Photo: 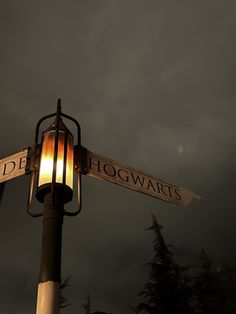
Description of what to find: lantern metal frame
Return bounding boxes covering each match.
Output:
[27,99,82,217]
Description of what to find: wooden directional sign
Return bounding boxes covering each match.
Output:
[0,147,199,207]
[0,149,28,183]
[84,150,200,207]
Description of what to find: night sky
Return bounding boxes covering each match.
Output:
[1,1,236,313]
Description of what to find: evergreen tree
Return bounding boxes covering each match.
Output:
[137,214,193,314]
[193,250,236,314]
[60,276,71,311]
[82,293,92,314]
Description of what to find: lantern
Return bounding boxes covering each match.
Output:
[27,100,82,216]
[36,117,74,203]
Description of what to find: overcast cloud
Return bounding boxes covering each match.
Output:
[0,1,236,313]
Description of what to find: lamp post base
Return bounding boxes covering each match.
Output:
[36,281,60,314]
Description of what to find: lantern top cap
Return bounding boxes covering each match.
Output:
[44,117,72,135]
[43,99,73,136]
[34,98,80,145]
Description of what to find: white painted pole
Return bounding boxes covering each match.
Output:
[36,281,60,314]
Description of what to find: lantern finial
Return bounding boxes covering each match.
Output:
[57,98,62,113]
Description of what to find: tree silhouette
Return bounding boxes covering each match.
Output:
[136,214,193,314]
[82,293,91,314]
[60,276,71,311]
[193,250,236,314]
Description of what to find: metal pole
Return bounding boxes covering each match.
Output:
[36,191,63,314]
[0,182,6,206]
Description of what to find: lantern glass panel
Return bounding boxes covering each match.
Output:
[56,132,65,184]
[38,131,74,190]
[66,135,74,188]
[38,131,55,186]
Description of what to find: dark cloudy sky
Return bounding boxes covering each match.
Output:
[1,1,236,313]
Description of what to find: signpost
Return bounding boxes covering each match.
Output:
[0,149,28,183]
[85,150,199,207]
[0,101,200,314]
[0,148,199,207]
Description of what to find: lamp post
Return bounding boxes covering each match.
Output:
[27,100,83,314]
[0,98,199,314]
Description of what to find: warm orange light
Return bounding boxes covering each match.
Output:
[38,131,55,186]
[38,130,74,190]
[66,135,74,188]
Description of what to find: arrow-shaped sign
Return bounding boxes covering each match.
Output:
[84,150,199,207]
[0,148,199,207]
[0,149,28,183]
